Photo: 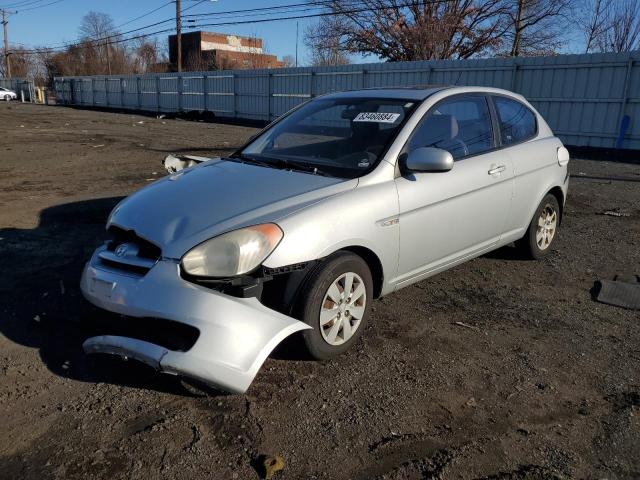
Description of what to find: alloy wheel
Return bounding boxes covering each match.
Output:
[536,204,557,250]
[319,272,366,346]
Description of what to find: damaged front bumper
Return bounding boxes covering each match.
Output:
[80,247,310,393]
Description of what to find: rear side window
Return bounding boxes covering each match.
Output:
[407,95,494,160]
[493,97,537,145]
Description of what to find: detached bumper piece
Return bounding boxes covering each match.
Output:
[81,247,311,393]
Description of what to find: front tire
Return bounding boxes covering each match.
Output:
[296,252,373,360]
[517,193,560,259]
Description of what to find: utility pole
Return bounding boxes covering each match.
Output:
[104,35,112,75]
[175,0,182,72]
[295,21,298,67]
[1,9,16,79]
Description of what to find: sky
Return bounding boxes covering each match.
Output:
[2,0,324,64]
[1,0,589,65]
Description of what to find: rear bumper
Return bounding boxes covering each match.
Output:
[80,247,310,393]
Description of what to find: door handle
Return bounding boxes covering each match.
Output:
[488,165,506,175]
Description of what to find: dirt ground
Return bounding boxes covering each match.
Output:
[1,102,639,480]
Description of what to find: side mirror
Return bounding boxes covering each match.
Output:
[403,147,454,173]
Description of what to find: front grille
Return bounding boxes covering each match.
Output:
[97,226,162,275]
[107,226,161,260]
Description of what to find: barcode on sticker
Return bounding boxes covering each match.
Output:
[353,112,401,123]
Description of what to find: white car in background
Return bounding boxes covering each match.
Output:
[0,87,17,101]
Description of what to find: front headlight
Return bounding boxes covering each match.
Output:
[181,223,283,277]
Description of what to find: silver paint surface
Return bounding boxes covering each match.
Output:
[81,86,569,393]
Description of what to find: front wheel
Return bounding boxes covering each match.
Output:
[3,95,9,102]
[517,193,560,259]
[296,252,373,360]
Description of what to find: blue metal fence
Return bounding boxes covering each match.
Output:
[50,51,640,149]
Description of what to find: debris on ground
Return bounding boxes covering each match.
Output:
[602,210,631,217]
[2,104,639,480]
[454,321,480,331]
[263,455,285,479]
[163,153,212,173]
[596,275,640,310]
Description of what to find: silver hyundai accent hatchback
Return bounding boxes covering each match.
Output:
[81,86,569,393]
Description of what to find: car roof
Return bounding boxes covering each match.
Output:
[320,86,450,101]
[318,85,526,102]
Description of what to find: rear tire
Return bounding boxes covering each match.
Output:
[295,251,373,360]
[516,193,560,259]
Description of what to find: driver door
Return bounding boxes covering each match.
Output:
[394,94,514,287]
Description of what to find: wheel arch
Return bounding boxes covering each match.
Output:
[547,186,565,224]
[338,245,385,299]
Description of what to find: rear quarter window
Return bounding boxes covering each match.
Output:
[493,96,537,145]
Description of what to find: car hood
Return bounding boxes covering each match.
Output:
[108,159,356,258]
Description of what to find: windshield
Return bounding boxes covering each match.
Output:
[240,97,417,178]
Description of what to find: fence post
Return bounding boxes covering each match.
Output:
[137,77,142,110]
[177,74,182,113]
[267,72,271,121]
[202,73,209,112]
[309,71,315,99]
[156,76,161,112]
[511,60,519,92]
[120,77,125,107]
[232,73,237,117]
[616,58,634,147]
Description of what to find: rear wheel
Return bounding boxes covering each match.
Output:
[296,252,372,360]
[517,193,560,259]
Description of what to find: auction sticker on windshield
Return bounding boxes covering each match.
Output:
[353,112,401,123]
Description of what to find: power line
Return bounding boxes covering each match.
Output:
[115,1,173,30]
[11,0,352,52]
[9,1,322,52]
[15,0,443,55]
[17,0,65,12]
[0,0,49,8]
[0,0,63,11]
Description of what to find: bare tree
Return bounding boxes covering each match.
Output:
[305,15,352,65]
[504,0,574,57]
[308,0,513,61]
[577,0,640,53]
[597,0,640,52]
[133,37,165,73]
[78,11,120,74]
[578,0,612,53]
[0,46,38,78]
[282,54,296,67]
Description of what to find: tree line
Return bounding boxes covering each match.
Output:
[0,12,169,84]
[305,0,640,65]
[1,0,639,83]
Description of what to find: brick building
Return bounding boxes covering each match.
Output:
[168,31,284,70]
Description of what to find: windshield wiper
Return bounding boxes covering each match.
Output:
[263,157,332,177]
[228,152,279,168]
[230,153,332,177]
